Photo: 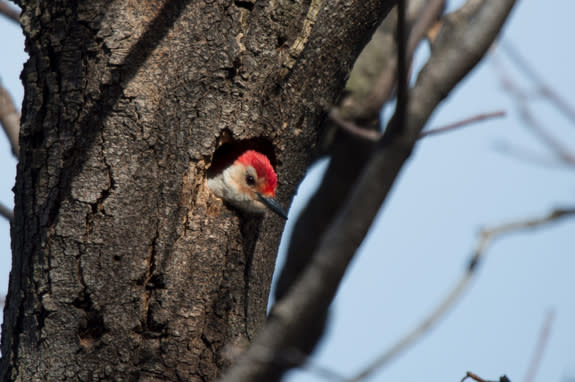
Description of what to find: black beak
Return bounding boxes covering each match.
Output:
[257,193,288,220]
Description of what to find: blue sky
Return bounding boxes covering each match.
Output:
[1,1,574,382]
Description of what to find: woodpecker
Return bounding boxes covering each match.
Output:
[207,150,288,219]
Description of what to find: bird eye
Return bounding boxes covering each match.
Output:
[245,174,256,186]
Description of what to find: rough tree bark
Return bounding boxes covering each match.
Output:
[0,0,394,380]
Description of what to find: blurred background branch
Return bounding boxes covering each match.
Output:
[348,208,572,382]
[0,0,19,24]
[492,41,575,167]
[0,202,12,222]
[0,79,19,158]
[524,309,555,382]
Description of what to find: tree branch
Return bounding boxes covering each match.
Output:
[221,0,517,381]
[501,41,575,126]
[0,80,20,158]
[347,208,572,381]
[392,0,408,138]
[523,310,554,382]
[494,141,573,168]
[0,202,13,222]
[0,0,19,24]
[332,108,505,142]
[419,110,505,138]
[348,0,445,124]
[276,1,439,335]
[461,371,511,382]
[347,266,475,382]
[492,54,575,165]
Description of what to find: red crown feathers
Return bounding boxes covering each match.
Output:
[235,150,278,196]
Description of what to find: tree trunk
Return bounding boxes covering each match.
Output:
[1,0,393,380]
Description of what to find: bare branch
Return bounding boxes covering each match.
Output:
[501,41,575,125]
[517,100,575,164]
[419,110,506,138]
[0,80,20,158]
[221,1,517,381]
[407,0,446,55]
[393,0,408,138]
[523,310,554,382]
[350,0,445,123]
[329,109,380,142]
[478,208,575,248]
[347,268,475,382]
[461,371,511,382]
[494,141,572,168]
[332,109,505,143]
[347,209,572,381]
[0,202,13,222]
[492,55,575,165]
[0,0,19,24]
[401,0,516,143]
[461,371,491,382]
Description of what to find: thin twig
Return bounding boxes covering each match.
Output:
[501,41,575,125]
[494,141,571,168]
[492,54,575,165]
[462,371,491,382]
[0,0,19,23]
[419,110,506,138]
[517,101,575,164]
[347,208,574,382]
[478,208,575,247]
[523,309,555,382]
[347,271,474,382]
[332,109,505,142]
[461,371,511,382]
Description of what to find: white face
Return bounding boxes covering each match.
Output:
[207,164,267,213]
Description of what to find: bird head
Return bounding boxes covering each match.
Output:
[207,150,288,219]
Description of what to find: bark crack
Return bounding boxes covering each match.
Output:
[74,251,108,346]
[141,223,164,336]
